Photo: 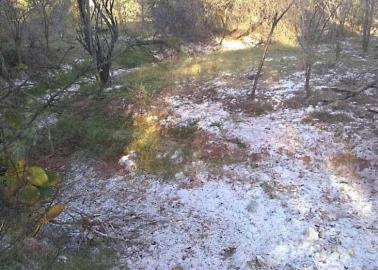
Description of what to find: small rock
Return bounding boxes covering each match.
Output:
[304,227,319,242]
[57,255,68,263]
[175,172,186,181]
[247,256,268,269]
[119,152,138,172]
[306,105,315,114]
[171,149,184,164]
[221,247,237,258]
[247,70,263,81]
[246,200,259,213]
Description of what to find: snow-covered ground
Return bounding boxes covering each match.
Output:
[54,40,377,269]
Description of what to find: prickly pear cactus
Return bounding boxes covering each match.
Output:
[1,161,61,206]
[27,167,49,187]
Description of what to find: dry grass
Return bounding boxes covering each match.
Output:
[226,99,275,116]
[327,152,370,179]
[302,111,353,124]
[124,112,195,177]
[191,131,245,162]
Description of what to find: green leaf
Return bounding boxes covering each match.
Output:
[9,143,26,163]
[21,126,37,146]
[45,204,65,221]
[38,186,53,199]
[19,185,40,205]
[44,170,60,187]
[5,167,21,193]
[4,110,23,129]
[27,167,48,187]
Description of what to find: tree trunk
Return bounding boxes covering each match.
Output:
[0,51,8,78]
[218,4,231,46]
[250,27,274,100]
[141,0,145,27]
[335,41,341,61]
[305,63,312,98]
[362,0,376,52]
[0,50,14,92]
[43,7,49,51]
[335,23,343,62]
[362,0,369,52]
[14,36,22,65]
[219,16,227,45]
[97,62,112,94]
[77,0,118,96]
[249,1,294,100]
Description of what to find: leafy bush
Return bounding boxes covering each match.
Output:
[0,160,60,205]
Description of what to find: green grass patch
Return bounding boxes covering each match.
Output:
[116,42,301,98]
[124,116,195,178]
[114,47,155,69]
[33,95,134,160]
[52,112,132,159]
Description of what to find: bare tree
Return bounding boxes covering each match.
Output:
[29,0,59,51]
[149,0,210,41]
[327,0,352,61]
[140,0,146,27]
[362,0,376,52]
[0,0,29,65]
[249,0,294,100]
[76,0,119,92]
[208,0,235,45]
[296,0,336,97]
[202,0,263,42]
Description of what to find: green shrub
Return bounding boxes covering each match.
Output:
[116,47,155,68]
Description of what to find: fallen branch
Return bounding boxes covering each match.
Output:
[367,108,378,114]
[323,87,354,94]
[343,79,377,100]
